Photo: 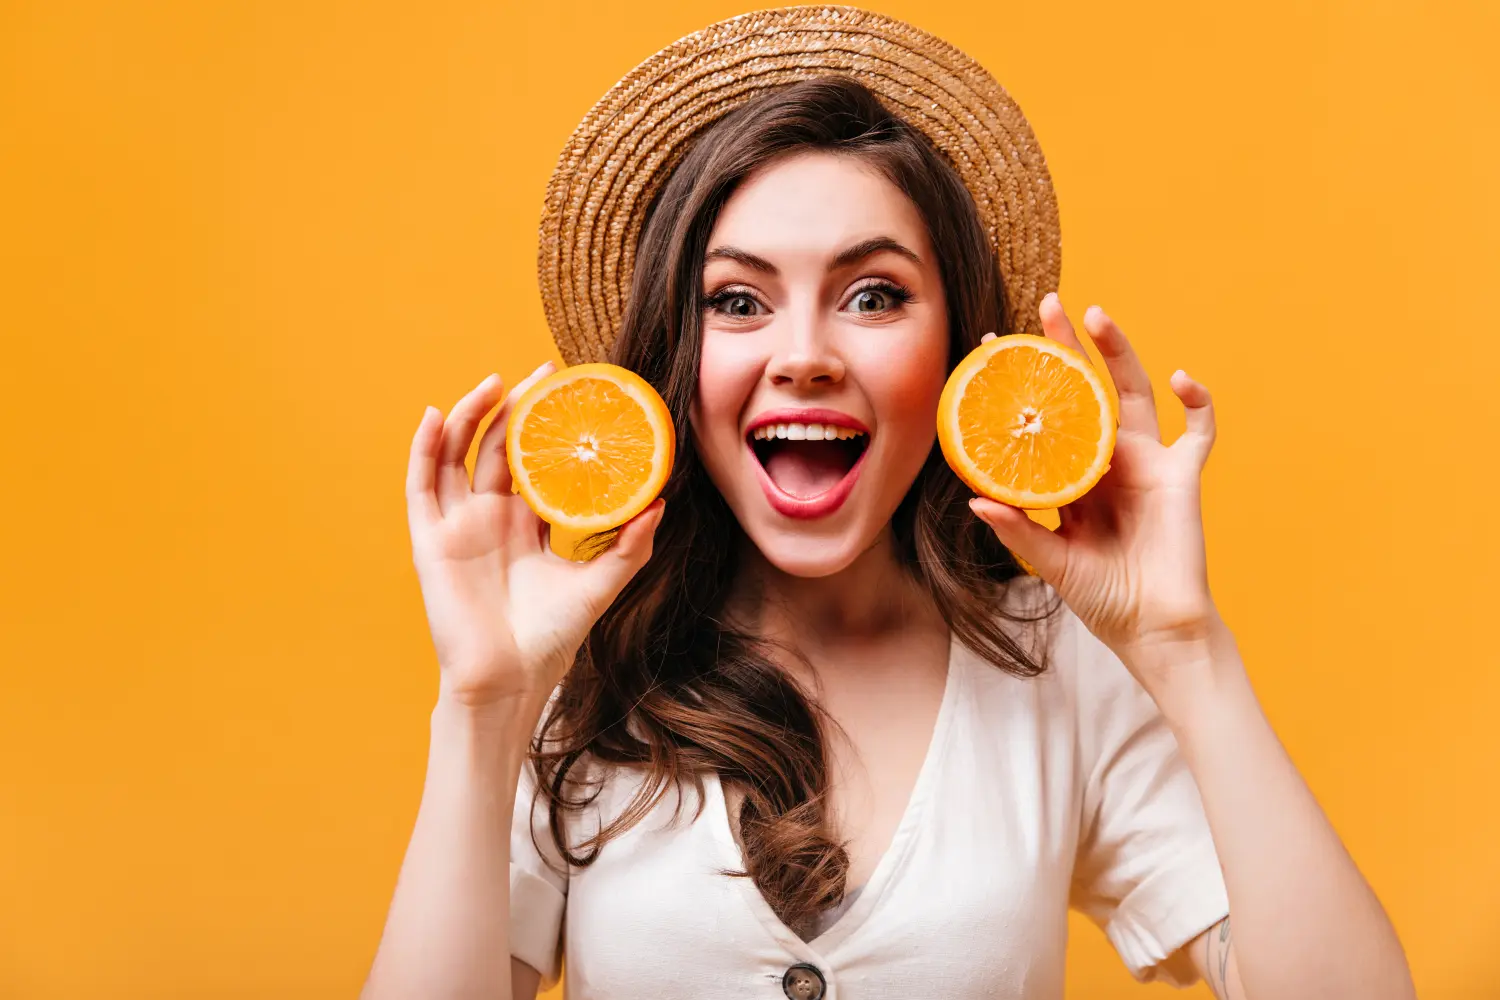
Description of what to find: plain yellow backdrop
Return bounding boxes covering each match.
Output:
[2,1,1496,997]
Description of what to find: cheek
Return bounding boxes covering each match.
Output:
[863,326,949,431]
[690,333,763,461]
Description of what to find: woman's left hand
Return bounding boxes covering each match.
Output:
[971,293,1221,693]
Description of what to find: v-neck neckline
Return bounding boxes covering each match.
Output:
[706,632,964,959]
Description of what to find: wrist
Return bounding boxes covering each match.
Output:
[431,688,547,747]
[1115,619,1217,673]
[434,650,571,723]
[1116,613,1246,717]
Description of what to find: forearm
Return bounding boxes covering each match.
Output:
[362,695,541,1000]
[1141,625,1415,1000]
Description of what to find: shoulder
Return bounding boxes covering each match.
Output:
[953,575,1080,726]
[979,575,1095,688]
[989,576,1137,690]
[965,576,1152,750]
[522,709,703,858]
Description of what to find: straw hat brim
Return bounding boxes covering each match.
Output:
[537,5,1062,366]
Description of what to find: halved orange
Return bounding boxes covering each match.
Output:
[506,363,674,558]
[937,334,1117,509]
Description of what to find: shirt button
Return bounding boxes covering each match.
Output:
[782,963,827,1000]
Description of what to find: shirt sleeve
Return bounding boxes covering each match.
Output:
[1065,610,1230,987]
[510,757,567,989]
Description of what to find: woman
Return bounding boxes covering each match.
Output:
[365,10,1414,1000]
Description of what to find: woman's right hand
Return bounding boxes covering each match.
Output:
[404,363,666,710]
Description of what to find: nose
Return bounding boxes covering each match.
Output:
[766,307,845,389]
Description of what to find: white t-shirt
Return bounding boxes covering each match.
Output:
[509,591,1229,998]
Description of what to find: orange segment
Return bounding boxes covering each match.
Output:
[937,334,1117,509]
[506,363,675,544]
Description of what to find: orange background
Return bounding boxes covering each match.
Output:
[2,1,1496,997]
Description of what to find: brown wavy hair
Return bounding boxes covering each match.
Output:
[532,76,1055,939]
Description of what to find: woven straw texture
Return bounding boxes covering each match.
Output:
[537,5,1062,366]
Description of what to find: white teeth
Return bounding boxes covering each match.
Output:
[751,422,867,442]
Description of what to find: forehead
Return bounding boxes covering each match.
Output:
[706,151,930,259]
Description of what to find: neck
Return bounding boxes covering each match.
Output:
[731,529,945,655]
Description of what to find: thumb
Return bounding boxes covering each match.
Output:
[970,498,1068,583]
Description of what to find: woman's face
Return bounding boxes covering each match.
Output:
[689,151,950,578]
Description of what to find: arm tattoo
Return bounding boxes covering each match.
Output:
[1204,916,1233,999]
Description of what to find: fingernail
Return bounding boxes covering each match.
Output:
[532,361,553,377]
[481,373,500,388]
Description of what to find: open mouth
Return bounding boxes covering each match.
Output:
[747,419,870,518]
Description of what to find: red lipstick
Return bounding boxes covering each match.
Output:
[744,408,870,520]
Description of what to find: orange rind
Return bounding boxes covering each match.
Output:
[938,334,1117,509]
[506,363,674,558]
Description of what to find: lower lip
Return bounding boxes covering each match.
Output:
[750,444,869,520]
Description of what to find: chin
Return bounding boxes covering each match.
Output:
[741,518,878,578]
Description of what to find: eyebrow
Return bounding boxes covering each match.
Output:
[829,236,923,271]
[704,245,777,273]
[703,236,923,276]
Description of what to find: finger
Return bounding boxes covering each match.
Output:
[474,361,556,495]
[405,405,444,528]
[1170,369,1216,464]
[1057,501,1082,533]
[1082,305,1160,442]
[578,500,667,611]
[436,373,506,507]
[980,331,998,344]
[1038,292,1090,359]
[604,499,665,569]
[1057,479,1111,533]
[970,498,1068,584]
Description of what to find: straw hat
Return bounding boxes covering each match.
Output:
[537,5,1062,366]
